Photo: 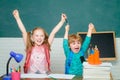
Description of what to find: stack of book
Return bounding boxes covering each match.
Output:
[83,62,112,80]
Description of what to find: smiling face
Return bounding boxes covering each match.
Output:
[31,28,45,46]
[68,34,82,53]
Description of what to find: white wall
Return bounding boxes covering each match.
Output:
[0,38,120,80]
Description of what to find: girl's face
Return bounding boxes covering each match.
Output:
[70,40,81,53]
[32,29,45,46]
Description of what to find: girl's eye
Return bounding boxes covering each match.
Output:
[35,35,39,37]
[72,42,75,45]
[41,35,44,37]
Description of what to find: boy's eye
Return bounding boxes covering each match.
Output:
[72,42,75,45]
[77,42,80,44]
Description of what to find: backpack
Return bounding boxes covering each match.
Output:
[65,51,73,74]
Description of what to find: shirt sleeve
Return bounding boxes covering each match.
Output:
[81,36,91,54]
[63,39,70,57]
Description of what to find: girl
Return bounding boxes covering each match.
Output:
[63,23,94,76]
[13,9,66,74]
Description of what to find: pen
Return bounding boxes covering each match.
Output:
[65,19,68,24]
[49,76,58,80]
[10,68,12,73]
[18,65,21,72]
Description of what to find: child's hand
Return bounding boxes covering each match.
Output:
[88,23,94,30]
[87,23,94,37]
[13,9,20,19]
[46,71,52,75]
[61,13,67,22]
[65,24,70,32]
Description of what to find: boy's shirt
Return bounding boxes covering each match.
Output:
[63,36,91,76]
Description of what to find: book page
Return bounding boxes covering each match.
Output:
[48,73,75,79]
[21,74,48,78]
[21,73,75,79]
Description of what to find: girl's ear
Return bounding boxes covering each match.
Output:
[31,36,34,42]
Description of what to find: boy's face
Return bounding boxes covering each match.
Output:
[70,40,81,53]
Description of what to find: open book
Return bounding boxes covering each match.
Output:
[21,73,75,79]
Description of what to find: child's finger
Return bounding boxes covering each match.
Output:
[62,13,67,19]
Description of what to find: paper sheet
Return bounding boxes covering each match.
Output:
[21,74,48,78]
[48,74,75,79]
[21,73,75,79]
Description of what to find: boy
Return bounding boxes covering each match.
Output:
[63,23,94,76]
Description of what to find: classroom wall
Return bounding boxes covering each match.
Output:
[0,38,120,79]
[0,0,120,37]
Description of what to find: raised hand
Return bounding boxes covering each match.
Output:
[88,23,94,30]
[61,13,67,22]
[87,23,95,37]
[13,9,20,19]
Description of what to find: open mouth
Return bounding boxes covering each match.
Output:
[74,48,80,51]
[37,40,41,43]
[36,40,42,45]
[75,48,79,50]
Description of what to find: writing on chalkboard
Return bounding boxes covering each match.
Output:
[77,31,116,61]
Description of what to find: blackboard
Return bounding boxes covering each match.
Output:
[0,0,120,37]
[77,31,116,61]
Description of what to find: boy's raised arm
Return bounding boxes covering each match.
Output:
[87,23,94,37]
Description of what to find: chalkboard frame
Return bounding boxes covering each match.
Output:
[77,31,116,61]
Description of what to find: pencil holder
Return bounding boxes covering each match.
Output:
[11,72,20,80]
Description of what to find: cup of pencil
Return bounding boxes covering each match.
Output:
[11,66,21,80]
[11,72,20,80]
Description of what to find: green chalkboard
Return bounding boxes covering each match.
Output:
[0,0,120,37]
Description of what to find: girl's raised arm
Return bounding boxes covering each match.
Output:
[13,9,27,45]
[64,24,70,39]
[48,13,66,45]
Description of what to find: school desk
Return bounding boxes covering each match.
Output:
[0,73,113,80]
[0,74,82,80]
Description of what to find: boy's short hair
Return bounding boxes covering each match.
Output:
[68,34,82,45]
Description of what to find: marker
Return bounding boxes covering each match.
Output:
[49,76,58,80]
[63,14,69,24]
[65,19,68,24]
[18,65,21,72]
[10,68,12,73]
